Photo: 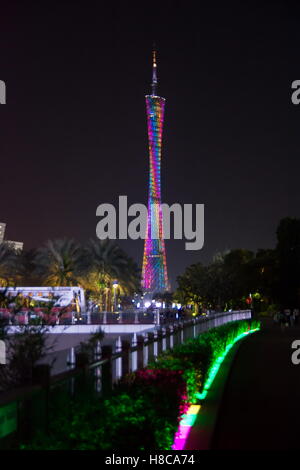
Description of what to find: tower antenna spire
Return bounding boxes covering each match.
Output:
[151,43,157,96]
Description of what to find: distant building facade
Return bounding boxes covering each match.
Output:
[0,223,6,243]
[0,222,23,251]
[5,240,24,252]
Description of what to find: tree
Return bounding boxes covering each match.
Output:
[0,325,52,390]
[247,249,279,309]
[18,248,41,286]
[82,239,141,311]
[222,249,255,307]
[175,250,257,312]
[152,291,174,306]
[117,253,141,297]
[0,294,55,392]
[0,243,19,286]
[176,263,207,313]
[276,217,300,308]
[33,239,85,286]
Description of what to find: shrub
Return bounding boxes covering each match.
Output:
[21,318,260,450]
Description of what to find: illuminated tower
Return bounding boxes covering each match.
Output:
[142,48,169,293]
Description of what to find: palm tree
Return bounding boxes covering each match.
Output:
[0,243,19,287]
[82,239,125,311]
[33,239,84,286]
[82,239,141,311]
[117,253,141,296]
[16,249,40,286]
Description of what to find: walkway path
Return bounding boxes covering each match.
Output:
[212,318,300,450]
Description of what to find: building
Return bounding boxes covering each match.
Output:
[0,286,86,311]
[5,240,24,252]
[0,222,23,251]
[0,222,6,243]
[141,49,169,294]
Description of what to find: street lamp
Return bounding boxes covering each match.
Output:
[112,282,119,312]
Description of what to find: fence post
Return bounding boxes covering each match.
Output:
[94,340,102,362]
[113,336,122,383]
[121,339,130,376]
[180,323,184,344]
[153,330,158,358]
[161,328,167,351]
[66,347,75,368]
[101,345,113,396]
[142,333,149,367]
[130,333,138,372]
[173,324,179,346]
[169,326,174,349]
[137,335,144,369]
[94,364,102,394]
[156,309,160,326]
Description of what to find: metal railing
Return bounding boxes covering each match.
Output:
[0,310,251,448]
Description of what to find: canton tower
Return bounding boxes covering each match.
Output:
[142,48,169,294]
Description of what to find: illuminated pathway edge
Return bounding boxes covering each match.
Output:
[172,327,260,450]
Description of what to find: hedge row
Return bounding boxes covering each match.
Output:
[21,318,259,450]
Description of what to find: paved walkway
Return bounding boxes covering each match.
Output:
[212,318,300,450]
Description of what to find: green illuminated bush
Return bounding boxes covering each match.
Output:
[20,318,260,450]
[149,319,260,403]
[22,394,161,450]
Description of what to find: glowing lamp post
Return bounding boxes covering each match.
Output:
[112,282,119,313]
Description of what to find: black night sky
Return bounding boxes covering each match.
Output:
[1,1,300,288]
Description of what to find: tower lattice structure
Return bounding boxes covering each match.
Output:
[142,49,169,293]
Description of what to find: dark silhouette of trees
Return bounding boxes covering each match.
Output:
[276,217,300,308]
[176,218,300,312]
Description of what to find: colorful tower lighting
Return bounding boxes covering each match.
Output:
[142,48,169,293]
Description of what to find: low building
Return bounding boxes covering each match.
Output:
[5,240,24,252]
[0,222,6,243]
[0,222,23,251]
